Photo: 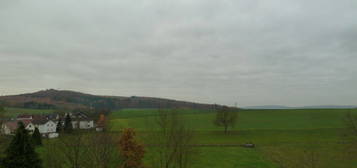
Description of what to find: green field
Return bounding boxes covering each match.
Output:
[3,107,357,167]
[109,108,357,131]
[108,108,357,168]
[3,107,54,117]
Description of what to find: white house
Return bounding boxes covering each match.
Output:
[69,112,95,129]
[1,120,35,135]
[1,121,17,135]
[2,112,95,137]
[33,120,56,134]
[71,120,94,129]
[25,122,35,133]
[32,119,58,138]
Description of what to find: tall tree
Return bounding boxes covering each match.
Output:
[59,134,86,168]
[0,105,4,113]
[343,111,357,157]
[0,105,5,128]
[32,127,42,146]
[43,140,64,168]
[85,132,119,168]
[149,109,196,168]
[118,128,145,168]
[2,122,42,168]
[214,106,238,134]
[64,114,73,133]
[56,118,63,133]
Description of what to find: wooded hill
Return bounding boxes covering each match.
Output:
[0,89,220,110]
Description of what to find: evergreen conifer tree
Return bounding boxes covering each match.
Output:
[64,114,73,133]
[32,127,42,146]
[2,122,42,168]
[56,117,63,133]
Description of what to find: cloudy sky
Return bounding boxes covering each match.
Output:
[0,0,356,106]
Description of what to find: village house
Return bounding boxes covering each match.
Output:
[1,121,17,135]
[1,114,58,138]
[1,112,96,138]
[31,119,58,138]
[69,112,95,129]
[1,120,35,135]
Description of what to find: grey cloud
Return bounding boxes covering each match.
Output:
[0,0,357,106]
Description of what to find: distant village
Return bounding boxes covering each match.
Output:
[1,112,103,138]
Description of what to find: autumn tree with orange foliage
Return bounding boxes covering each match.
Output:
[118,128,145,168]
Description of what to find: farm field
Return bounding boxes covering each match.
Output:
[109,108,357,168]
[3,107,54,118]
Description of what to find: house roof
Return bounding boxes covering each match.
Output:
[21,120,33,126]
[45,113,59,120]
[17,114,32,119]
[31,119,49,125]
[32,115,46,120]
[3,121,18,131]
[71,112,89,119]
[3,120,33,131]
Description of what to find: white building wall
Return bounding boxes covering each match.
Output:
[37,121,56,134]
[1,125,11,135]
[25,123,35,133]
[79,121,94,129]
[72,120,94,129]
[48,132,59,138]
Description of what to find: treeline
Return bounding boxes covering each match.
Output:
[23,101,56,109]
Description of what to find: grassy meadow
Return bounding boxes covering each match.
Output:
[109,108,357,168]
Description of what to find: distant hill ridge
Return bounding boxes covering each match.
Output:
[244,105,357,109]
[0,89,220,110]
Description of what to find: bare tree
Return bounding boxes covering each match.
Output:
[214,106,238,134]
[84,117,120,168]
[58,133,87,168]
[84,132,119,168]
[43,140,64,168]
[345,112,357,136]
[342,111,357,158]
[50,114,119,168]
[0,105,5,133]
[148,109,197,168]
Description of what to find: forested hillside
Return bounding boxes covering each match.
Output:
[0,89,220,110]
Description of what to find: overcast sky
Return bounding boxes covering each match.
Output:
[0,0,356,106]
